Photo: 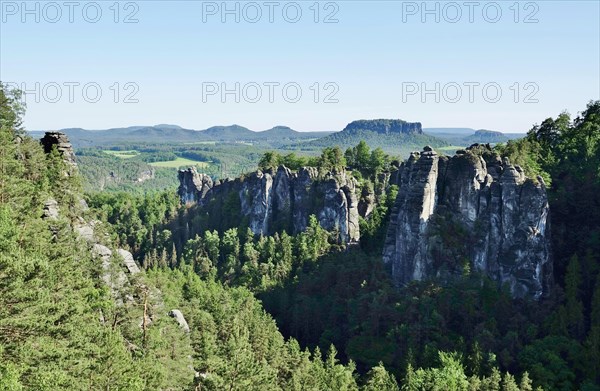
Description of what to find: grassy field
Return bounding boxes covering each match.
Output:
[149,157,210,168]
[104,150,140,159]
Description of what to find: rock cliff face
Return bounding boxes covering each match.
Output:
[178,166,361,242]
[343,119,422,135]
[40,132,77,175]
[383,144,552,299]
[37,131,195,379]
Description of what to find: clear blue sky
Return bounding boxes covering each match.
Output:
[1,0,599,132]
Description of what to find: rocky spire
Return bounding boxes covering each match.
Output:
[178,165,362,243]
[383,144,552,300]
[40,132,77,175]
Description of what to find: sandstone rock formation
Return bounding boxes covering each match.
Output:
[92,244,129,304]
[383,144,552,299]
[39,132,191,353]
[43,199,59,220]
[40,132,77,175]
[343,119,423,135]
[169,309,191,333]
[178,167,213,204]
[116,249,142,274]
[178,166,361,243]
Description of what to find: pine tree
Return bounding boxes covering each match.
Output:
[159,247,168,269]
[481,368,502,391]
[501,372,519,391]
[584,274,600,384]
[565,255,585,340]
[170,243,178,268]
[323,345,358,390]
[519,372,533,391]
[402,363,419,391]
[364,362,399,391]
[204,230,220,266]
[468,341,483,377]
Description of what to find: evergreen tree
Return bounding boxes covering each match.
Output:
[519,372,533,391]
[501,372,519,391]
[363,362,399,391]
[565,255,585,340]
[584,274,600,384]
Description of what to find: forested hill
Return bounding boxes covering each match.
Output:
[3,79,600,390]
[28,124,333,147]
[87,100,600,391]
[309,119,449,155]
[0,85,378,390]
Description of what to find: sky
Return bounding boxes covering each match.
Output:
[1,0,599,132]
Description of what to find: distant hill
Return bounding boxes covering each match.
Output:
[154,124,184,130]
[464,129,509,143]
[256,126,299,138]
[201,125,255,140]
[310,119,448,157]
[424,127,523,146]
[28,124,333,147]
[29,122,522,153]
[424,127,476,135]
[343,119,423,135]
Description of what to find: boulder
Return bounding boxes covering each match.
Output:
[169,309,190,333]
[117,249,141,274]
[43,199,59,220]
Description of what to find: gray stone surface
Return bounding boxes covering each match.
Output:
[43,199,59,220]
[178,167,213,205]
[117,249,141,274]
[169,309,191,333]
[178,165,361,243]
[92,244,128,304]
[74,218,96,242]
[383,144,552,299]
[40,132,77,175]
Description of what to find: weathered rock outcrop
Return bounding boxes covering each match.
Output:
[343,119,422,135]
[169,309,191,333]
[383,144,552,299]
[43,199,60,220]
[178,166,361,242]
[116,249,142,274]
[92,244,130,304]
[178,167,213,204]
[40,132,77,175]
[39,132,193,373]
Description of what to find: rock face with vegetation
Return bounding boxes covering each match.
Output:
[383,144,552,299]
[309,119,448,156]
[178,167,213,204]
[40,131,77,175]
[178,165,361,243]
[342,119,423,135]
[464,129,509,144]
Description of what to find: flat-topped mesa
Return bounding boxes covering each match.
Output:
[383,144,552,300]
[40,132,78,175]
[178,165,361,243]
[342,119,422,135]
